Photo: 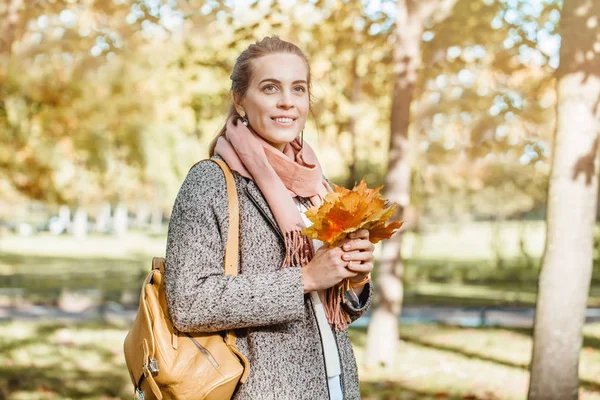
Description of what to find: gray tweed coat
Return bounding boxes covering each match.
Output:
[164,154,373,400]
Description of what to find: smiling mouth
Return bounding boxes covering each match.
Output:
[271,117,296,124]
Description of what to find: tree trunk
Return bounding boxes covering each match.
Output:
[151,206,163,233]
[113,203,128,237]
[528,1,600,398]
[365,0,423,369]
[346,54,361,189]
[72,206,87,239]
[95,202,111,233]
[135,202,150,229]
[491,213,505,270]
[58,205,70,232]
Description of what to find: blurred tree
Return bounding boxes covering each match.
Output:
[413,0,560,221]
[300,0,394,187]
[528,0,600,398]
[0,0,564,237]
[0,0,164,204]
[365,0,459,370]
[365,0,560,369]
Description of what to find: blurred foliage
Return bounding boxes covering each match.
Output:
[0,0,562,223]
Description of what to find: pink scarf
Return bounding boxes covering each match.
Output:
[215,116,351,330]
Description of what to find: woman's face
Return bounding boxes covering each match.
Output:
[236,53,310,152]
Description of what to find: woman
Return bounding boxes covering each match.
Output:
[165,36,374,400]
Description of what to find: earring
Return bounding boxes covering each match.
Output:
[239,110,248,126]
[300,130,304,148]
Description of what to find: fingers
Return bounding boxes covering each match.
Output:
[336,229,370,249]
[346,262,373,274]
[327,247,347,267]
[342,239,374,253]
[340,267,359,280]
[342,250,373,263]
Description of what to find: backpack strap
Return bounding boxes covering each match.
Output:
[210,159,240,278]
[176,159,244,367]
[207,159,244,359]
[185,158,239,278]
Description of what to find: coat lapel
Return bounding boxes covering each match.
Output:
[244,180,285,244]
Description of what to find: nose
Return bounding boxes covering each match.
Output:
[277,90,294,110]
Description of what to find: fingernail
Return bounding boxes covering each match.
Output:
[343,244,350,250]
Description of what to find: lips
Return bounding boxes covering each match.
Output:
[271,116,297,127]
[271,115,297,122]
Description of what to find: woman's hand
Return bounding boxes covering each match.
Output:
[301,244,358,293]
[301,229,374,294]
[340,229,374,286]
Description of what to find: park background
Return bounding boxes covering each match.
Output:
[1,0,600,399]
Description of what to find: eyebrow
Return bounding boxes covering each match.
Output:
[258,78,308,85]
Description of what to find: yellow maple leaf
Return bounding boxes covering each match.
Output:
[302,177,404,246]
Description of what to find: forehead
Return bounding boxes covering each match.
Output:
[250,53,308,84]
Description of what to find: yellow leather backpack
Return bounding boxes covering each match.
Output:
[123,159,250,400]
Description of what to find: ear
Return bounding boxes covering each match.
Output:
[233,95,244,116]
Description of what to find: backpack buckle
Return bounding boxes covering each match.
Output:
[143,357,159,377]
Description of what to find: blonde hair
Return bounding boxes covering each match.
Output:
[208,36,312,156]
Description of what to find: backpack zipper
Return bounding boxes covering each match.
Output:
[183,332,220,368]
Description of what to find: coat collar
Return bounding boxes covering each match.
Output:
[243,179,285,244]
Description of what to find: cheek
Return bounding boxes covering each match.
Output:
[245,95,272,121]
[298,99,310,118]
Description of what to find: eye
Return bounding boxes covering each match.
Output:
[263,84,277,92]
[294,86,307,93]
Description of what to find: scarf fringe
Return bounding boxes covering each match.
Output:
[281,230,351,331]
[324,284,352,331]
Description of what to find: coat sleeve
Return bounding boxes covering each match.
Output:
[342,282,373,323]
[164,161,305,333]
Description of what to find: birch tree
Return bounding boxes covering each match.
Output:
[528,0,600,398]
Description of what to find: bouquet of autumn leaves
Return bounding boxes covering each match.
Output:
[302,178,404,291]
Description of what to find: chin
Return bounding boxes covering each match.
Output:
[266,131,300,145]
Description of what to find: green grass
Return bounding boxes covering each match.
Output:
[353,324,600,400]
[0,321,131,399]
[0,232,161,306]
[403,282,600,307]
[1,224,600,398]
[2,221,547,262]
[403,220,547,260]
[2,321,600,399]
[0,231,166,260]
[3,221,600,307]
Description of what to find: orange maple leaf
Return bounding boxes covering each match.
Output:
[302,177,404,246]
